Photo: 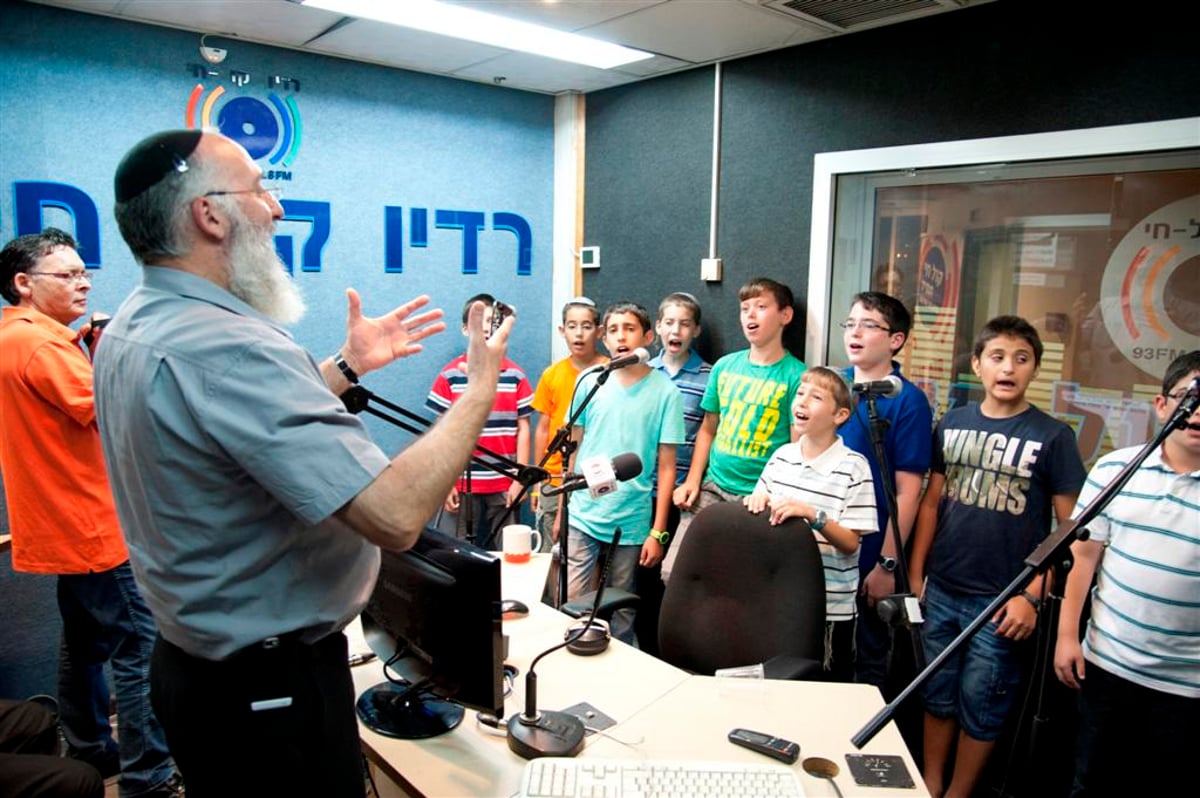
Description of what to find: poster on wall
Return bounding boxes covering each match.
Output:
[908,233,962,413]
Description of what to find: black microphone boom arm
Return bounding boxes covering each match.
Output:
[341,385,550,487]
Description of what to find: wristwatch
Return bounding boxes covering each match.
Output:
[649,528,669,544]
[878,555,897,572]
[810,509,827,532]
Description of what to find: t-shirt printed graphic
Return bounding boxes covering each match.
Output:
[701,350,806,495]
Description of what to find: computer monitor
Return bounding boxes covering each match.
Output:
[355,527,505,739]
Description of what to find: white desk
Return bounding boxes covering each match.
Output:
[585,676,929,797]
[354,553,927,797]
[353,554,690,797]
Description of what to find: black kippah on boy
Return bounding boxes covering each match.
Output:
[114,129,203,203]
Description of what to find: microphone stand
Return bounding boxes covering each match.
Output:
[852,388,1199,749]
[507,528,624,759]
[340,385,549,508]
[541,365,616,609]
[862,393,926,673]
[490,364,619,562]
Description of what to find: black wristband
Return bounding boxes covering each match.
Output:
[1020,589,1041,611]
[333,352,359,384]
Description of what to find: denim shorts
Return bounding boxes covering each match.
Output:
[920,580,1025,741]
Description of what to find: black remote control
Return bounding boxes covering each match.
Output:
[727,728,800,764]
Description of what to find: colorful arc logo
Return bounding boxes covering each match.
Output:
[185,84,302,167]
[1101,194,1200,378]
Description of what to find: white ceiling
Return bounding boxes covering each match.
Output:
[28,0,990,95]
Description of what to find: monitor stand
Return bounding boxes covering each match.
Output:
[356,681,464,739]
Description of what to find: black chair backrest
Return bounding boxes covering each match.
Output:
[657,501,825,676]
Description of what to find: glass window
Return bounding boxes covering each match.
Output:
[813,125,1199,467]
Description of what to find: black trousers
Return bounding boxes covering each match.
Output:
[151,631,364,798]
[1070,662,1200,798]
[0,699,103,798]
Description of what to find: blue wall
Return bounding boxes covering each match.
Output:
[0,1,556,454]
[0,0,555,698]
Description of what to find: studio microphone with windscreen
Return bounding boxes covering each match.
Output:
[852,374,903,399]
[540,453,643,498]
[602,347,650,372]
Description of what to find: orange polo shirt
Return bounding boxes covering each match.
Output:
[0,305,128,574]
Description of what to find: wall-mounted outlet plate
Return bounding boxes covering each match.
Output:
[580,246,600,269]
[701,257,722,281]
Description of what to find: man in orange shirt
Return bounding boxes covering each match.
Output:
[0,229,181,797]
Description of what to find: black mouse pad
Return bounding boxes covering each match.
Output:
[560,702,616,733]
[845,753,915,788]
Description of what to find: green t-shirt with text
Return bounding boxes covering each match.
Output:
[700,349,806,494]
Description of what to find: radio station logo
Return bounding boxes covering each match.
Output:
[185,83,302,175]
[1101,194,1200,378]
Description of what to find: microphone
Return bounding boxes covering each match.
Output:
[1168,376,1200,431]
[852,374,903,399]
[507,528,625,759]
[602,347,650,371]
[540,453,643,498]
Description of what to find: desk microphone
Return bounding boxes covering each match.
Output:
[506,528,623,759]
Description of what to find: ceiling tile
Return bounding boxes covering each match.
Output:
[584,0,827,62]
[307,18,510,75]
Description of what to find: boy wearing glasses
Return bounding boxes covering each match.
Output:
[837,291,933,688]
[0,229,182,796]
[1053,350,1199,798]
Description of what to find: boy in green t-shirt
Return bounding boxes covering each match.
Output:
[661,277,806,583]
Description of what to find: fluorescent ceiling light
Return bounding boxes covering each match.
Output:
[303,0,655,69]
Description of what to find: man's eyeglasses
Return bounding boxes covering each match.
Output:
[28,270,93,285]
[203,185,283,201]
[839,319,892,333]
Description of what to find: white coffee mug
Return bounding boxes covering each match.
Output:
[502,524,542,563]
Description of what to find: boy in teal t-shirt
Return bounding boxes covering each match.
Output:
[566,302,685,645]
[661,277,806,583]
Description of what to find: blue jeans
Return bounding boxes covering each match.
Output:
[854,591,893,687]
[533,492,559,552]
[565,526,641,645]
[57,563,175,796]
[919,580,1024,741]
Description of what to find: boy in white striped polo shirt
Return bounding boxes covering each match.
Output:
[744,366,877,681]
[1054,349,1199,798]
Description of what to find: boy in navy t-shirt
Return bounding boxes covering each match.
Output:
[909,316,1085,798]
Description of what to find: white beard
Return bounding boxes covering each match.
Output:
[225,206,306,325]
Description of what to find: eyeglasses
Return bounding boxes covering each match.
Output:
[28,270,93,285]
[839,319,892,333]
[203,185,283,201]
[1165,390,1189,402]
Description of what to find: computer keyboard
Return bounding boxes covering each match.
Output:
[518,756,806,797]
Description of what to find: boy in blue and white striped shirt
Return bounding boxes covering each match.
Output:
[744,366,877,681]
[1054,349,1200,798]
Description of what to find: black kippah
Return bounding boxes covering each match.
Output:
[114,129,203,203]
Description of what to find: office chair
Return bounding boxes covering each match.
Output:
[657,501,826,680]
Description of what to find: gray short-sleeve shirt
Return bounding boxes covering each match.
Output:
[95,267,389,659]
